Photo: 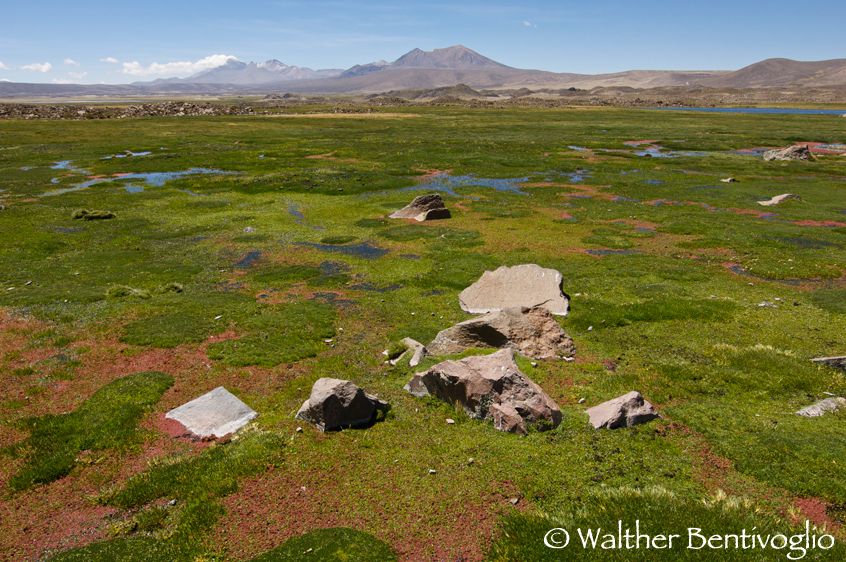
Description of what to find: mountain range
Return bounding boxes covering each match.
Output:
[2,45,846,97]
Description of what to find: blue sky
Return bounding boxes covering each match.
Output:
[1,0,845,84]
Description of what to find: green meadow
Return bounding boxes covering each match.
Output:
[1,106,845,560]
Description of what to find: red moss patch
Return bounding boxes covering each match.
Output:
[794,497,841,531]
[792,219,846,228]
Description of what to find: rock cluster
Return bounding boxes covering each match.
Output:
[762,145,814,161]
[427,306,575,360]
[405,349,562,434]
[296,378,389,431]
[389,194,451,222]
[0,102,255,120]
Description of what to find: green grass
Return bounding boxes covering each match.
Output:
[488,487,846,561]
[249,528,397,561]
[207,301,336,366]
[5,372,173,490]
[2,105,846,559]
[50,430,285,561]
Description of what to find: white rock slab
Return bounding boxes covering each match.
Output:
[459,264,569,316]
[166,386,257,438]
[796,397,846,418]
[758,193,800,206]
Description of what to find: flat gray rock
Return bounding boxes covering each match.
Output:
[165,386,257,439]
[428,306,575,360]
[812,356,846,371]
[296,378,389,431]
[389,193,451,222]
[459,264,569,316]
[405,348,562,435]
[586,391,659,429]
[796,397,846,417]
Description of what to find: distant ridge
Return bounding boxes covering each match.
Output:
[700,57,846,88]
[2,46,846,98]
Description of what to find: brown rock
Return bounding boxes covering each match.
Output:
[389,193,451,222]
[586,391,659,429]
[427,306,575,360]
[459,264,569,316]
[405,348,562,435]
[762,145,814,162]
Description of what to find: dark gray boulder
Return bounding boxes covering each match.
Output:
[812,356,846,371]
[296,378,389,431]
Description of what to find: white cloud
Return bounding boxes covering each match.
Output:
[68,71,88,80]
[0,79,10,82]
[100,56,119,64]
[522,20,537,28]
[121,54,238,77]
[22,62,52,72]
[0,61,8,70]
[52,78,72,84]
[64,58,80,66]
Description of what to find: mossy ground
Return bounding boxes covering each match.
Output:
[1,106,845,560]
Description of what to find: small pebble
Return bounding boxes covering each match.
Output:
[509,497,520,505]
[214,315,223,320]
[587,325,593,331]
[530,361,538,367]
[467,458,475,465]
[296,427,303,433]
[428,469,437,475]
[446,418,455,425]
[578,398,586,404]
